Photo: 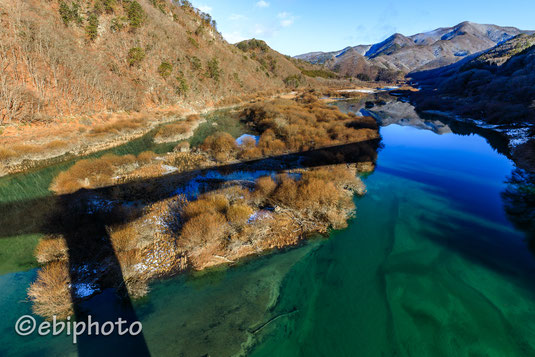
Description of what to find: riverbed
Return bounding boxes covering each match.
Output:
[1,101,534,356]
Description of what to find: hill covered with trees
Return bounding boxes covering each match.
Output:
[0,0,337,126]
[409,34,535,169]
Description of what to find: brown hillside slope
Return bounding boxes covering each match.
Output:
[235,39,343,87]
[0,0,306,126]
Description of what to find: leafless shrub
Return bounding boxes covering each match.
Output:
[28,261,73,320]
[34,236,68,264]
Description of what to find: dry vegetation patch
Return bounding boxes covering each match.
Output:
[28,261,73,320]
[153,114,206,143]
[30,95,379,319]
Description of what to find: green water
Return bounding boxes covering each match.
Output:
[1,116,535,355]
[249,126,535,356]
[0,109,237,274]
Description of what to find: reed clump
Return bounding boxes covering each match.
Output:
[35,236,69,264]
[28,261,73,320]
[32,95,378,319]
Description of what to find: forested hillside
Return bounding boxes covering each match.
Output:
[0,0,317,125]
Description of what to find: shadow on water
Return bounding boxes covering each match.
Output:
[0,138,380,355]
[49,194,151,356]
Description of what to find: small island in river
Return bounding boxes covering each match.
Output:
[28,92,380,319]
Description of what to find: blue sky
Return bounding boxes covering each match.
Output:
[190,0,535,56]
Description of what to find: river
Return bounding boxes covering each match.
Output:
[1,100,534,356]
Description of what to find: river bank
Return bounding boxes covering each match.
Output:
[2,109,533,356]
[0,90,292,177]
[9,94,380,320]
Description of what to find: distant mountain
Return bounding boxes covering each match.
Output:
[408,34,535,169]
[295,22,534,80]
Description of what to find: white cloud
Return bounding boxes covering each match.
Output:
[254,24,267,35]
[198,5,212,13]
[277,12,295,27]
[229,14,247,21]
[252,24,276,37]
[280,19,294,27]
[223,31,248,44]
[256,1,269,8]
[277,12,290,19]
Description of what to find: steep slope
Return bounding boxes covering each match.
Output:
[365,33,415,58]
[235,39,340,86]
[235,39,306,85]
[0,0,304,126]
[462,33,535,68]
[296,22,533,79]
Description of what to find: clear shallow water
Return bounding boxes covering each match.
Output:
[250,125,535,356]
[1,123,534,356]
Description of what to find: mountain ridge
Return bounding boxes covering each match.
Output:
[407,33,535,169]
[295,21,534,79]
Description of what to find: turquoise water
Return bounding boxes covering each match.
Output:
[1,123,534,356]
[250,125,535,356]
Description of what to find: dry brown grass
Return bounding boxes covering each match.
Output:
[127,163,166,180]
[254,176,277,198]
[255,167,358,230]
[180,212,228,249]
[154,122,192,141]
[304,166,364,192]
[137,151,158,164]
[183,194,229,219]
[186,114,201,122]
[117,248,148,299]
[109,225,138,252]
[35,236,69,264]
[239,146,262,160]
[226,204,254,224]
[89,117,146,136]
[256,216,301,249]
[174,141,191,152]
[240,95,379,156]
[28,261,73,320]
[237,134,262,160]
[166,151,209,171]
[44,140,68,151]
[0,146,15,160]
[202,132,238,162]
[50,154,136,194]
[216,96,243,106]
[0,140,70,168]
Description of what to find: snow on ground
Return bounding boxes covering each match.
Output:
[236,134,260,146]
[86,198,115,214]
[173,170,275,199]
[143,215,168,233]
[505,127,531,148]
[379,86,400,91]
[248,210,273,223]
[162,164,179,174]
[71,282,99,298]
[339,89,376,94]
[134,240,178,275]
